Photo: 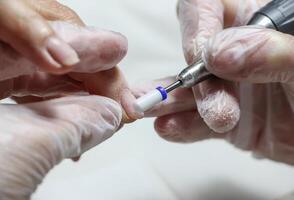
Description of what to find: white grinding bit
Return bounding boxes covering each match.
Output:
[133,87,167,113]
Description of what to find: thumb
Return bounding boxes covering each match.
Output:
[25,95,122,154]
[203,26,294,83]
[0,95,121,199]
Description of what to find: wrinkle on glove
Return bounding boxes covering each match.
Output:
[0,95,122,200]
[0,20,127,81]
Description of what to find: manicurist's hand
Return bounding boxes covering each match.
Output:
[133,0,294,166]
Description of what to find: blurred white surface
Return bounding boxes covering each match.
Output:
[32,0,294,199]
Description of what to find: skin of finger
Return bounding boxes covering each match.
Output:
[0,95,121,199]
[26,0,85,26]
[154,111,222,143]
[70,68,140,123]
[203,27,294,83]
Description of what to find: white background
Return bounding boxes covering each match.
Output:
[32,0,294,199]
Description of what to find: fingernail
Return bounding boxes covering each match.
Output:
[46,36,80,67]
[122,90,144,120]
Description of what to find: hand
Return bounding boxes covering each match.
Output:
[133,0,294,166]
[2,20,141,121]
[0,95,122,200]
[0,0,142,121]
[0,0,141,199]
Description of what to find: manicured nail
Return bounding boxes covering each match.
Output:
[46,36,80,67]
[122,90,144,120]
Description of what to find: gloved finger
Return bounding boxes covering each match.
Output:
[0,21,128,81]
[203,27,294,84]
[154,110,224,143]
[177,0,224,63]
[178,0,240,134]
[0,0,80,73]
[203,26,294,114]
[51,21,128,73]
[71,68,144,124]
[0,95,121,199]
[192,79,240,133]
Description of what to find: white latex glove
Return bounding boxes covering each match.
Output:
[0,3,139,198]
[0,95,121,200]
[133,0,294,166]
[0,20,142,121]
[0,19,131,200]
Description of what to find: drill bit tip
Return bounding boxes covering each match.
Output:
[164,80,183,93]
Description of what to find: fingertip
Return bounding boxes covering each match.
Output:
[197,90,240,133]
[99,32,128,69]
[121,89,144,122]
[85,28,128,71]
[154,116,183,142]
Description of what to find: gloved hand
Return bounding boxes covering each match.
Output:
[133,0,294,166]
[0,95,122,200]
[0,1,141,199]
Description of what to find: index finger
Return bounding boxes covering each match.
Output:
[178,0,224,63]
